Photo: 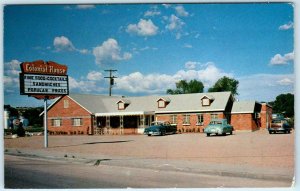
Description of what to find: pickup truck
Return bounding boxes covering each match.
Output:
[268,118,291,134]
[144,121,177,136]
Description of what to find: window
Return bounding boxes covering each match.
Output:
[211,114,218,120]
[183,114,190,125]
[202,98,210,106]
[64,100,69,108]
[51,119,62,127]
[72,118,82,126]
[118,102,125,110]
[158,100,165,108]
[170,115,177,124]
[197,114,204,125]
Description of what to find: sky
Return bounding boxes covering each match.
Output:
[3,3,294,107]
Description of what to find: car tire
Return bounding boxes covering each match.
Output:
[206,133,210,137]
[269,131,272,134]
[148,134,151,136]
[230,131,233,135]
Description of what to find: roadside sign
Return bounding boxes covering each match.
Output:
[20,73,69,95]
[19,60,69,148]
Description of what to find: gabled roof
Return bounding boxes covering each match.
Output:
[116,98,131,104]
[157,97,171,102]
[201,95,215,100]
[231,101,260,114]
[46,91,233,116]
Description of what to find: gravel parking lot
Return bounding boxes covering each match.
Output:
[5,129,294,170]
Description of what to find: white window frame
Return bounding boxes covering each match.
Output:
[183,114,190,125]
[72,118,82,127]
[52,118,62,127]
[64,100,69,108]
[158,100,165,108]
[118,102,125,110]
[170,115,177,124]
[197,114,204,125]
[211,113,218,120]
[202,98,210,106]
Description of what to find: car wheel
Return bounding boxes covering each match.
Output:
[206,133,210,137]
[269,131,272,134]
[230,131,233,135]
[148,134,151,136]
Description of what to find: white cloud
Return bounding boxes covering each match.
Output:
[4,60,21,93]
[270,52,294,65]
[126,19,158,36]
[53,36,90,54]
[279,21,294,30]
[175,5,189,17]
[87,71,103,81]
[76,5,96,9]
[237,73,294,101]
[53,36,75,51]
[69,76,105,93]
[165,14,185,39]
[277,78,293,86]
[144,6,161,17]
[184,44,192,48]
[184,61,199,69]
[93,38,132,66]
[115,63,231,94]
[166,14,185,31]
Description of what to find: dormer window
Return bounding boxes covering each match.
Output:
[117,99,131,110]
[157,97,171,108]
[201,95,215,106]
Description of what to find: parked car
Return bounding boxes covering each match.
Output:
[269,118,291,134]
[204,119,233,136]
[144,121,177,136]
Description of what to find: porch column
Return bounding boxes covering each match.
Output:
[106,116,110,134]
[120,115,124,135]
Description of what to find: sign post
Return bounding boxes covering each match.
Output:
[44,97,48,148]
[19,60,69,148]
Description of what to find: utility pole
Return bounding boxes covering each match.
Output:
[104,69,117,96]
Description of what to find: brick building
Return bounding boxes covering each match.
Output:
[44,92,272,135]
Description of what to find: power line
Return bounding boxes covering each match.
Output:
[104,69,117,96]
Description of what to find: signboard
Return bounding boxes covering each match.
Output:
[19,60,69,99]
[20,74,69,95]
[19,60,69,148]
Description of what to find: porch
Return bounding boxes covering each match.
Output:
[94,112,155,135]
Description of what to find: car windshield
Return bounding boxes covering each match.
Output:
[272,120,282,123]
[210,121,222,125]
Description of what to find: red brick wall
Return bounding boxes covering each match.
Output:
[231,113,259,131]
[260,103,273,129]
[156,112,225,133]
[47,96,92,135]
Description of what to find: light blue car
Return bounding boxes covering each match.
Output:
[204,119,233,137]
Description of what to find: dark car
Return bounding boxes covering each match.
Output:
[269,118,291,134]
[144,121,177,136]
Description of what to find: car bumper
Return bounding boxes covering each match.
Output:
[144,131,160,135]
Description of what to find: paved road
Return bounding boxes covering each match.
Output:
[4,155,291,188]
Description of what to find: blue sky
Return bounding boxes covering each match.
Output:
[3,3,294,107]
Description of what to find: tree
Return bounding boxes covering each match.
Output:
[22,107,43,127]
[166,79,204,94]
[268,93,294,118]
[208,76,239,96]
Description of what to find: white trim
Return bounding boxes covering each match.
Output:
[155,109,224,114]
[231,111,254,114]
[95,111,155,117]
